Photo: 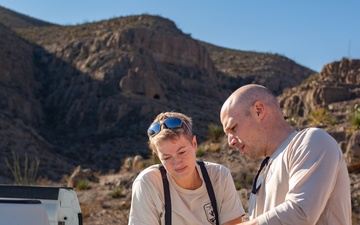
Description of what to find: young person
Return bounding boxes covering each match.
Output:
[129,111,245,225]
[220,84,351,225]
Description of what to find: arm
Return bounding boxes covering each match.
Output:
[217,166,246,225]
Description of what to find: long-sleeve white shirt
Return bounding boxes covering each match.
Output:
[249,128,351,225]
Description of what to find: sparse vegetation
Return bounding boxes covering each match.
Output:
[235,182,242,190]
[110,187,123,198]
[76,179,91,190]
[285,116,298,127]
[207,123,224,142]
[245,174,253,185]
[350,104,360,130]
[309,107,337,126]
[196,145,205,157]
[5,151,40,185]
[301,73,320,85]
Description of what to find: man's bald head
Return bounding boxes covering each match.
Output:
[221,84,279,121]
[220,84,293,158]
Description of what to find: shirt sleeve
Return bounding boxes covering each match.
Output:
[128,178,163,225]
[217,166,246,223]
[257,128,345,225]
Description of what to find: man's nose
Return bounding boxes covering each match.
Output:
[228,134,237,147]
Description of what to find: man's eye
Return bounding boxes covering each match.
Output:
[162,157,170,161]
[179,151,186,155]
[231,125,237,131]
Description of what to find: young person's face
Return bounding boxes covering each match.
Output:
[155,135,198,187]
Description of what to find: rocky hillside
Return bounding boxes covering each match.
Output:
[0,22,75,181]
[201,42,314,95]
[0,6,315,181]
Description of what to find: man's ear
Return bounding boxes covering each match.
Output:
[254,101,265,119]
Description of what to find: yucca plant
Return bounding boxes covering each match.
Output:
[207,123,224,142]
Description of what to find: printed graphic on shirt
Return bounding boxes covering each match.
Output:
[203,202,216,224]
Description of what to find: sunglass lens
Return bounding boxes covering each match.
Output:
[147,122,161,136]
[163,117,182,128]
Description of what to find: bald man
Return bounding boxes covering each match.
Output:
[221,84,351,225]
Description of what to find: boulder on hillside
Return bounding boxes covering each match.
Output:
[67,165,98,188]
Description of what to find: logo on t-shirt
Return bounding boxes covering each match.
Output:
[203,203,216,224]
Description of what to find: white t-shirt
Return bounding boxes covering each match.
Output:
[129,162,245,225]
[249,128,352,225]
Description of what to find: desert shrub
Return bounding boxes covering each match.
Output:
[309,108,337,126]
[285,116,298,127]
[350,104,360,130]
[235,182,242,190]
[207,123,224,142]
[196,146,205,157]
[245,174,254,185]
[5,151,40,185]
[76,179,91,190]
[301,73,319,85]
[110,188,123,198]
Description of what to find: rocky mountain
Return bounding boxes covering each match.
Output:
[0,5,332,182]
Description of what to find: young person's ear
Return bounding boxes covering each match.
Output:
[192,135,198,150]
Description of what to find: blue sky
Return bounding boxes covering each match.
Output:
[1,0,359,72]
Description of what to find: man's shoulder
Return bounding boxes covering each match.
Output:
[297,127,335,142]
[298,127,327,135]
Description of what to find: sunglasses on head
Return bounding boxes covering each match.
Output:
[147,117,191,137]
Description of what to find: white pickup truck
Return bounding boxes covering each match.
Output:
[0,185,83,225]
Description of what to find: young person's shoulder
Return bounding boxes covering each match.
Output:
[201,161,231,175]
[134,164,162,183]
